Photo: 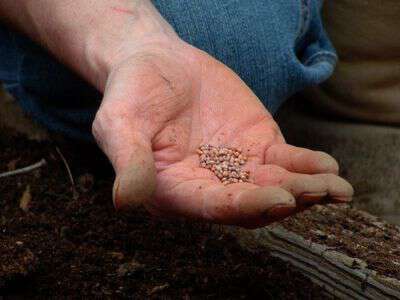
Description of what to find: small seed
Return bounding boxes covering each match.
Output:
[198,144,250,185]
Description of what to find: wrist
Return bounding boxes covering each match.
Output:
[84,1,180,91]
[0,0,180,91]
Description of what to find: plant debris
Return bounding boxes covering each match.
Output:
[0,159,46,179]
[148,283,170,295]
[117,259,145,277]
[19,185,31,212]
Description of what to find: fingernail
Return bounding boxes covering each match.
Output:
[264,204,296,220]
[320,155,339,174]
[299,192,327,203]
[332,196,353,203]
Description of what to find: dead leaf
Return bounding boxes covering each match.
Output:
[19,185,32,212]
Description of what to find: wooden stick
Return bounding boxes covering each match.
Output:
[223,214,400,300]
[0,159,46,179]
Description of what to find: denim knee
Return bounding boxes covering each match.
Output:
[154,0,337,113]
[0,23,100,140]
[0,0,336,139]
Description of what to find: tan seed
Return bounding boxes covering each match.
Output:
[198,144,250,185]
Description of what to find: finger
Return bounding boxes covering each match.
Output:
[92,103,157,211]
[279,174,353,208]
[253,164,328,207]
[315,173,354,203]
[280,174,329,207]
[154,173,296,227]
[265,144,339,175]
[233,187,297,228]
[253,165,353,207]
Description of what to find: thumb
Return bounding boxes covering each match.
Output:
[92,103,157,211]
[112,143,156,210]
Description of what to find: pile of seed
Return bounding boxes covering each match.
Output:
[197,145,250,185]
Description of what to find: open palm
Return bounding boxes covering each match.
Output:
[93,42,353,228]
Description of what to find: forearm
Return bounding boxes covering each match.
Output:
[0,0,177,90]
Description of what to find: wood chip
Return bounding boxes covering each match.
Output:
[19,185,32,212]
[148,283,170,295]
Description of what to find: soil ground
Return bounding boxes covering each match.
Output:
[0,133,325,299]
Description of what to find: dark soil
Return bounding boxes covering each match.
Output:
[0,134,325,299]
[282,205,400,279]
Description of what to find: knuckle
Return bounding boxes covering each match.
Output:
[91,109,107,146]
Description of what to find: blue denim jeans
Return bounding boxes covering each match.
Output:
[0,0,336,140]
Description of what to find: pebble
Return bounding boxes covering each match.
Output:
[60,226,70,239]
[117,259,145,277]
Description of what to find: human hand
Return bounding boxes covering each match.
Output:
[93,38,353,228]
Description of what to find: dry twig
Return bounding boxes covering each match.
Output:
[55,146,78,199]
[0,159,46,179]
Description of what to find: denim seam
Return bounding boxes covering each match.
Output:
[295,0,311,46]
[304,51,337,66]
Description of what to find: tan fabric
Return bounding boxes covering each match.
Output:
[305,0,400,124]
